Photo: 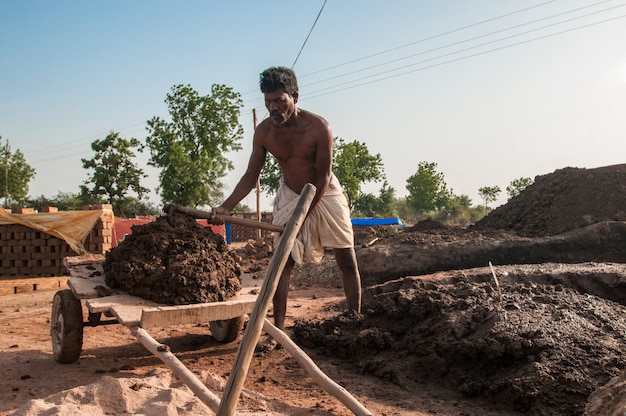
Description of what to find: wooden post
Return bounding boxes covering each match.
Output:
[263,319,372,415]
[217,183,316,415]
[131,326,221,412]
[253,109,262,242]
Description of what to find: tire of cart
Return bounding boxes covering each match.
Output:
[50,289,84,364]
[210,316,244,343]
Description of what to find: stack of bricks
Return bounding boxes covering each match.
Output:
[82,204,114,254]
[229,212,274,242]
[0,205,114,277]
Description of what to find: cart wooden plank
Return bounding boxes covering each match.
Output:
[141,274,260,328]
[64,255,115,299]
[67,275,116,299]
[86,295,159,326]
[141,297,256,328]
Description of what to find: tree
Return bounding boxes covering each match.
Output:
[81,132,148,216]
[115,196,160,217]
[332,137,385,209]
[454,194,473,209]
[0,136,36,207]
[478,185,501,208]
[145,84,243,207]
[29,191,99,211]
[259,155,282,195]
[353,181,397,217]
[259,136,385,210]
[405,161,451,213]
[506,177,533,199]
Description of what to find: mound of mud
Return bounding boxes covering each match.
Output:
[474,164,626,237]
[294,267,626,415]
[103,213,241,305]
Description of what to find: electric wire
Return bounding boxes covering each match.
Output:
[302,5,626,98]
[22,1,625,164]
[291,0,327,69]
[299,0,562,79]
[305,12,626,100]
[299,0,623,89]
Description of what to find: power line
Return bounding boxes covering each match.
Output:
[24,1,624,161]
[291,0,327,69]
[299,0,563,79]
[300,0,622,89]
[305,12,626,100]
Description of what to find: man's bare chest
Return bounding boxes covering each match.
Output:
[266,131,317,162]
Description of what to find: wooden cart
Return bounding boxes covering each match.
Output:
[50,255,259,364]
[48,186,370,415]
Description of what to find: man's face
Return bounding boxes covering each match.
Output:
[264,90,297,125]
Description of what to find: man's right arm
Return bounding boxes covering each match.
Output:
[213,129,267,216]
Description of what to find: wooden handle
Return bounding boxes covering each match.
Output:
[217,183,316,415]
[165,204,284,232]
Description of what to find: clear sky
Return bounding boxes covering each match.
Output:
[2,0,625,211]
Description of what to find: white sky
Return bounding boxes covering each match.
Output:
[2,0,625,211]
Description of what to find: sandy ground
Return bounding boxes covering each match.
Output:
[0,277,522,416]
[4,164,626,415]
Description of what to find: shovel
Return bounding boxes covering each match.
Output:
[163,204,284,232]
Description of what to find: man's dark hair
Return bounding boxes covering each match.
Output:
[260,66,298,96]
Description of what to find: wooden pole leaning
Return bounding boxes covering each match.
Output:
[217,183,316,416]
[263,319,372,415]
[131,326,221,412]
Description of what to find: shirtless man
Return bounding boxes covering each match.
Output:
[212,66,361,330]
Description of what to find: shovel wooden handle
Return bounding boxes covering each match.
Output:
[165,204,284,232]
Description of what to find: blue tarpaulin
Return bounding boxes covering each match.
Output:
[351,217,403,227]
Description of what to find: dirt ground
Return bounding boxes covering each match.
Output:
[2,163,626,415]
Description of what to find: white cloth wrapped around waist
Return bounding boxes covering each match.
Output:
[272,175,354,265]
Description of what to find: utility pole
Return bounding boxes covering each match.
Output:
[252,109,262,241]
[2,136,8,208]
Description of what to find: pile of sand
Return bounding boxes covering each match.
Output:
[10,368,293,416]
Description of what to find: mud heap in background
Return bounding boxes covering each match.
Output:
[295,164,626,415]
[103,212,241,305]
[473,164,626,237]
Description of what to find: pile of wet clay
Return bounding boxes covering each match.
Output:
[294,270,626,415]
[474,164,626,237]
[103,212,241,305]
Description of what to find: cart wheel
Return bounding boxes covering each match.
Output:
[210,316,244,343]
[50,290,84,363]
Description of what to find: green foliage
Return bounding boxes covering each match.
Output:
[115,196,160,217]
[353,181,397,217]
[28,192,159,217]
[332,137,385,208]
[145,84,243,207]
[478,185,502,208]
[432,195,487,226]
[0,137,36,207]
[455,194,473,209]
[506,177,533,199]
[405,161,451,213]
[28,192,100,211]
[396,197,428,224]
[81,132,148,216]
[232,203,252,213]
[259,155,281,195]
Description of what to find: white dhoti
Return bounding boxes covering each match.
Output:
[272,175,354,265]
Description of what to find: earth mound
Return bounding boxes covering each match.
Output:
[294,164,626,415]
[103,212,241,305]
[294,268,626,415]
[474,164,626,237]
